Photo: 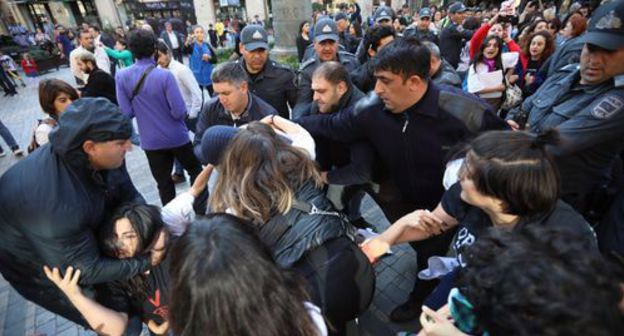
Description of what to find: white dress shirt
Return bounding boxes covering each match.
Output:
[161,59,203,118]
[168,31,180,49]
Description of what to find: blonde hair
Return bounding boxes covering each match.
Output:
[210,122,322,224]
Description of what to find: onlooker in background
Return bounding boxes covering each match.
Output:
[403,8,439,45]
[0,67,17,96]
[215,19,225,47]
[236,25,297,119]
[21,53,38,77]
[440,2,475,69]
[560,12,587,42]
[69,30,110,85]
[187,25,216,103]
[469,13,520,60]
[75,50,117,104]
[155,40,202,184]
[251,14,263,26]
[116,29,205,214]
[335,12,357,54]
[349,21,363,46]
[102,39,133,68]
[518,19,549,50]
[31,79,79,150]
[114,26,126,41]
[0,52,26,87]
[547,18,565,45]
[208,23,218,49]
[55,25,74,61]
[423,41,461,88]
[89,25,115,49]
[0,119,23,157]
[296,21,313,62]
[508,31,554,98]
[160,21,185,63]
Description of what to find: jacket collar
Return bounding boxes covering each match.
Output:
[397,82,440,119]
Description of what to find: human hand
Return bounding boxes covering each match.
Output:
[320,171,328,184]
[397,209,445,236]
[506,119,520,131]
[419,305,466,336]
[201,53,210,62]
[360,238,391,263]
[507,74,519,84]
[189,164,213,198]
[525,74,535,85]
[148,320,169,335]
[44,266,82,298]
[260,114,275,125]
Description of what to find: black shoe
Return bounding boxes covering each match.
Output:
[389,299,422,322]
[171,173,186,184]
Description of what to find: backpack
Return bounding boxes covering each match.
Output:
[27,118,57,153]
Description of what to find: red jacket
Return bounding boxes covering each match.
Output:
[21,59,38,75]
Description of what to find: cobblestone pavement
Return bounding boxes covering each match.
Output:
[0,67,420,336]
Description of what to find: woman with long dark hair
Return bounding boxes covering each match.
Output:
[169,213,327,336]
[210,122,374,335]
[466,36,507,111]
[362,129,595,310]
[297,21,312,62]
[43,166,211,336]
[508,30,555,97]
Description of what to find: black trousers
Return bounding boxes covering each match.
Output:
[144,141,207,214]
[0,70,16,94]
[294,237,375,336]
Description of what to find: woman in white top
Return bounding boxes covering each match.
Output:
[30,79,79,151]
[467,35,508,112]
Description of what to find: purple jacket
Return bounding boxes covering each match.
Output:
[116,58,189,150]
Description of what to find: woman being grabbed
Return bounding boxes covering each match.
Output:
[362,129,596,310]
[210,122,374,335]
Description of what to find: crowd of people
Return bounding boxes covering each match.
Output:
[0,0,623,335]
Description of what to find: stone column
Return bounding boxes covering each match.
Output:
[94,0,122,28]
[194,0,216,26]
[245,0,267,22]
[271,0,311,56]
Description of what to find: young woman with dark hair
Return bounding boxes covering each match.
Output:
[297,21,312,62]
[169,213,327,336]
[467,36,507,111]
[30,79,80,151]
[418,225,623,336]
[508,30,555,98]
[43,166,212,336]
[210,122,374,335]
[362,129,595,310]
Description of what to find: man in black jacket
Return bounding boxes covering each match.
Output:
[439,2,474,69]
[298,37,507,322]
[75,50,117,104]
[0,98,150,326]
[236,25,297,119]
[423,41,462,88]
[160,21,185,63]
[193,61,276,158]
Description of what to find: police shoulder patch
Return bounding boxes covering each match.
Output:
[592,95,624,119]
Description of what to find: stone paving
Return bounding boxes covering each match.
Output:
[0,67,421,336]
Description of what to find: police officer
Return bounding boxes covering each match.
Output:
[506,0,624,220]
[236,25,297,119]
[294,18,359,119]
[439,2,474,69]
[335,12,358,54]
[403,8,439,45]
[355,5,396,64]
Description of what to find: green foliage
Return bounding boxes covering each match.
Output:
[276,54,300,69]
[312,2,324,12]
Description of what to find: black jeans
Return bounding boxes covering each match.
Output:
[294,237,375,336]
[144,141,207,214]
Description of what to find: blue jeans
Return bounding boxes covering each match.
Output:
[0,120,19,153]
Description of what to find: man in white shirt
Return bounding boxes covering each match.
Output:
[156,39,203,183]
[70,30,111,85]
[160,21,185,63]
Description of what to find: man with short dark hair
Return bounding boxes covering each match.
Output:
[403,8,439,45]
[70,30,111,85]
[193,61,276,156]
[335,12,357,53]
[439,2,474,69]
[116,29,205,213]
[351,24,395,93]
[235,25,297,119]
[422,41,461,88]
[294,18,359,118]
[298,37,507,322]
[75,50,117,104]
[0,98,149,327]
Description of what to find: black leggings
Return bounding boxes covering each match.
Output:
[293,237,375,336]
